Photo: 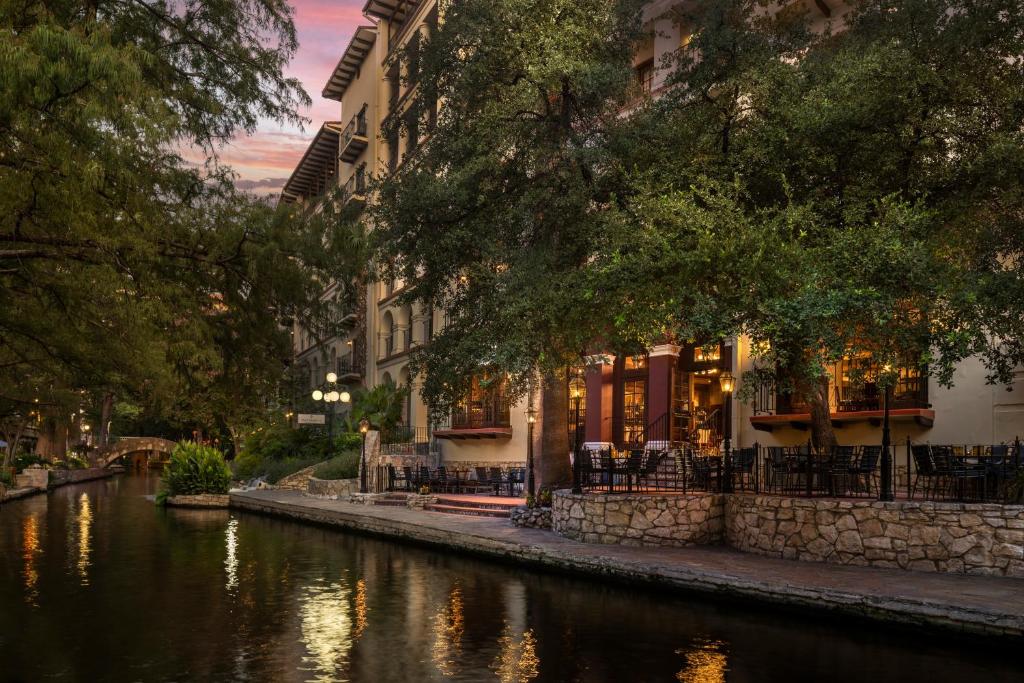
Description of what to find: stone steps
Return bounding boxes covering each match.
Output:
[424,503,511,518]
[373,494,410,508]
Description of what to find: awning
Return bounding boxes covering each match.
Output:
[750,408,935,432]
[280,122,342,204]
[322,26,377,102]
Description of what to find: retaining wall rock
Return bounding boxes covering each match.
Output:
[510,506,552,529]
[165,493,230,508]
[306,477,360,499]
[553,491,724,547]
[726,494,1024,577]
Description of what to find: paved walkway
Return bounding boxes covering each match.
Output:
[230,489,1024,637]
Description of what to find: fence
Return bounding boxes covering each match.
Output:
[575,437,1022,504]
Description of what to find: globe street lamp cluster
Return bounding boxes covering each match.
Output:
[311,372,351,459]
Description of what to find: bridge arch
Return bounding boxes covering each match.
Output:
[97,437,178,468]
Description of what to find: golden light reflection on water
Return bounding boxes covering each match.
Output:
[353,578,368,639]
[76,493,93,584]
[224,517,239,591]
[676,639,728,683]
[299,580,353,683]
[432,584,465,676]
[490,622,540,683]
[22,514,40,606]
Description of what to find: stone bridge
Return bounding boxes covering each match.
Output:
[96,437,177,468]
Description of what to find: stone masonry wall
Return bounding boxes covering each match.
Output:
[726,495,1024,577]
[550,490,1024,576]
[510,506,552,529]
[553,491,724,547]
[306,477,359,499]
[165,494,230,508]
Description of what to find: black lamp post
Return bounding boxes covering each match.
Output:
[526,400,538,499]
[311,372,350,459]
[359,417,370,494]
[719,370,735,494]
[879,366,894,502]
[569,373,585,494]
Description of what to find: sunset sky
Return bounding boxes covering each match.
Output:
[185,0,367,195]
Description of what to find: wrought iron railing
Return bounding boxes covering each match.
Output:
[574,437,1022,504]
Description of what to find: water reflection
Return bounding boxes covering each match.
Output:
[353,578,368,639]
[299,579,353,682]
[491,623,540,683]
[225,517,239,591]
[76,492,93,584]
[21,514,40,606]
[676,639,728,683]
[431,584,464,676]
[2,476,1022,683]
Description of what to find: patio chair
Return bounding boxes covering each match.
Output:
[909,444,938,499]
[731,447,756,491]
[507,468,526,496]
[824,445,855,496]
[473,467,493,493]
[488,467,505,496]
[765,447,793,493]
[430,466,453,494]
[850,446,880,496]
[639,449,665,491]
[400,466,415,492]
[932,446,985,501]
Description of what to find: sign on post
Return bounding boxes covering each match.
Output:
[297,413,326,426]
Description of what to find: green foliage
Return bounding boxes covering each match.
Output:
[371,0,645,418]
[160,441,232,497]
[344,382,409,433]
[0,1,364,449]
[260,457,322,485]
[312,452,361,481]
[14,453,46,472]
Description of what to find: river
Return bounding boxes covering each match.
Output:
[0,474,1020,682]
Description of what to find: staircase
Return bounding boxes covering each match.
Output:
[373,493,410,507]
[423,496,520,519]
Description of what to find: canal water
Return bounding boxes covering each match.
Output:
[1,475,1020,683]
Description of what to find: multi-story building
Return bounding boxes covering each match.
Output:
[284,0,1023,473]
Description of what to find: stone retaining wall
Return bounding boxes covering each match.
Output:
[553,491,724,547]
[49,468,113,487]
[727,495,1024,577]
[510,506,552,529]
[306,477,360,499]
[165,494,230,508]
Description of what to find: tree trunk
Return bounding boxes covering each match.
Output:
[806,375,838,450]
[537,369,572,491]
[98,392,114,447]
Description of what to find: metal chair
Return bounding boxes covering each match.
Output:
[850,446,880,496]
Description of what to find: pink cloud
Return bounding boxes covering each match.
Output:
[218,0,368,184]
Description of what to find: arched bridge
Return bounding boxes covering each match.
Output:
[97,437,177,468]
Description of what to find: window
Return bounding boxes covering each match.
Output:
[567,367,587,450]
[624,355,647,371]
[634,59,654,95]
[623,379,647,445]
[452,373,510,429]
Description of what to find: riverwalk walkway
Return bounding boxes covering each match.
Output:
[231,489,1024,638]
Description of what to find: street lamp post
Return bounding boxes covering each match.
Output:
[569,373,585,494]
[311,372,350,459]
[719,371,735,494]
[880,366,894,502]
[526,400,538,499]
[359,417,371,494]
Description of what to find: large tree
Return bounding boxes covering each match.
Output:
[371,0,644,487]
[1,1,355,454]
[601,0,1024,447]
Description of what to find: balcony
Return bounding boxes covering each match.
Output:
[342,165,367,206]
[336,354,364,381]
[339,108,368,163]
[434,379,512,440]
[750,360,933,432]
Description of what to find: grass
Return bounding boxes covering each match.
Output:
[312,451,360,480]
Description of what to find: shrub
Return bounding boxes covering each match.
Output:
[160,441,231,498]
[262,456,323,484]
[313,451,360,480]
[14,453,46,471]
